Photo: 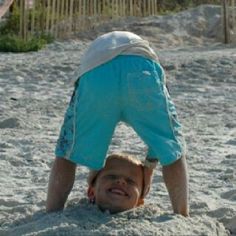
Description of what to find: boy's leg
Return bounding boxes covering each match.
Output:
[64,60,121,170]
[46,158,76,212]
[55,63,120,170]
[122,57,185,166]
[121,56,188,215]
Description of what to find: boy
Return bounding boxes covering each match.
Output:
[87,153,145,213]
[46,31,189,216]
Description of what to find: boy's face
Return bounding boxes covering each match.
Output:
[88,158,144,213]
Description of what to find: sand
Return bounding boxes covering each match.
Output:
[0,4,235,236]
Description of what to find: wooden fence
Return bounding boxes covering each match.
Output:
[11,0,159,40]
[7,0,236,43]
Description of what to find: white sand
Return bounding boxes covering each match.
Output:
[0,5,235,236]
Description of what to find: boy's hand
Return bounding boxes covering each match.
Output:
[142,158,157,197]
[142,166,154,197]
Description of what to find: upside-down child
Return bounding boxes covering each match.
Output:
[46,31,189,216]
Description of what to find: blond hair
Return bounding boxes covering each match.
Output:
[87,153,143,186]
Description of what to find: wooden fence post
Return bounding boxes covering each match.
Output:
[232,0,236,42]
[60,0,64,38]
[128,0,132,16]
[31,0,36,36]
[223,0,230,43]
[148,0,151,16]
[19,0,23,38]
[68,0,74,37]
[46,0,51,34]
[23,0,27,40]
[122,0,126,17]
[42,0,46,35]
[51,0,56,36]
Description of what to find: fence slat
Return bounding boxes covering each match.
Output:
[223,0,229,43]
[232,0,235,33]
[46,0,51,33]
[51,0,56,35]
[59,0,64,37]
[68,0,74,37]
[23,0,27,40]
[19,0,23,38]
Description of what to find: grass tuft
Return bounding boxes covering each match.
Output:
[0,34,54,53]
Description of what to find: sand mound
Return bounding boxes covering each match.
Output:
[0,202,228,236]
[77,5,222,48]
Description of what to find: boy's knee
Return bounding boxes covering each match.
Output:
[54,157,76,168]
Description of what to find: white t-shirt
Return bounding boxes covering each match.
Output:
[74,31,158,82]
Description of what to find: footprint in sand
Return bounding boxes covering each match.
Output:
[0,143,10,148]
[225,139,236,146]
[0,143,11,152]
[221,154,236,165]
[226,216,236,235]
[225,123,236,128]
[221,190,236,201]
[0,118,20,129]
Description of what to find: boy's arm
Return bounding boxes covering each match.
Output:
[46,158,76,212]
[162,156,189,216]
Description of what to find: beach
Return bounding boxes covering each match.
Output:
[0,5,236,236]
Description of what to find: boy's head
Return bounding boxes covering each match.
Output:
[87,153,145,213]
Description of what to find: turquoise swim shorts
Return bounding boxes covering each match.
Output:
[55,55,185,170]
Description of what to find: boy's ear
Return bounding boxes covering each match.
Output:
[137,198,144,206]
[87,186,95,200]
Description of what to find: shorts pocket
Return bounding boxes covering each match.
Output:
[127,70,165,111]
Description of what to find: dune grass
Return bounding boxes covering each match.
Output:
[0,6,54,53]
[0,34,54,53]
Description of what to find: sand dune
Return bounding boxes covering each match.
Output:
[0,5,235,236]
